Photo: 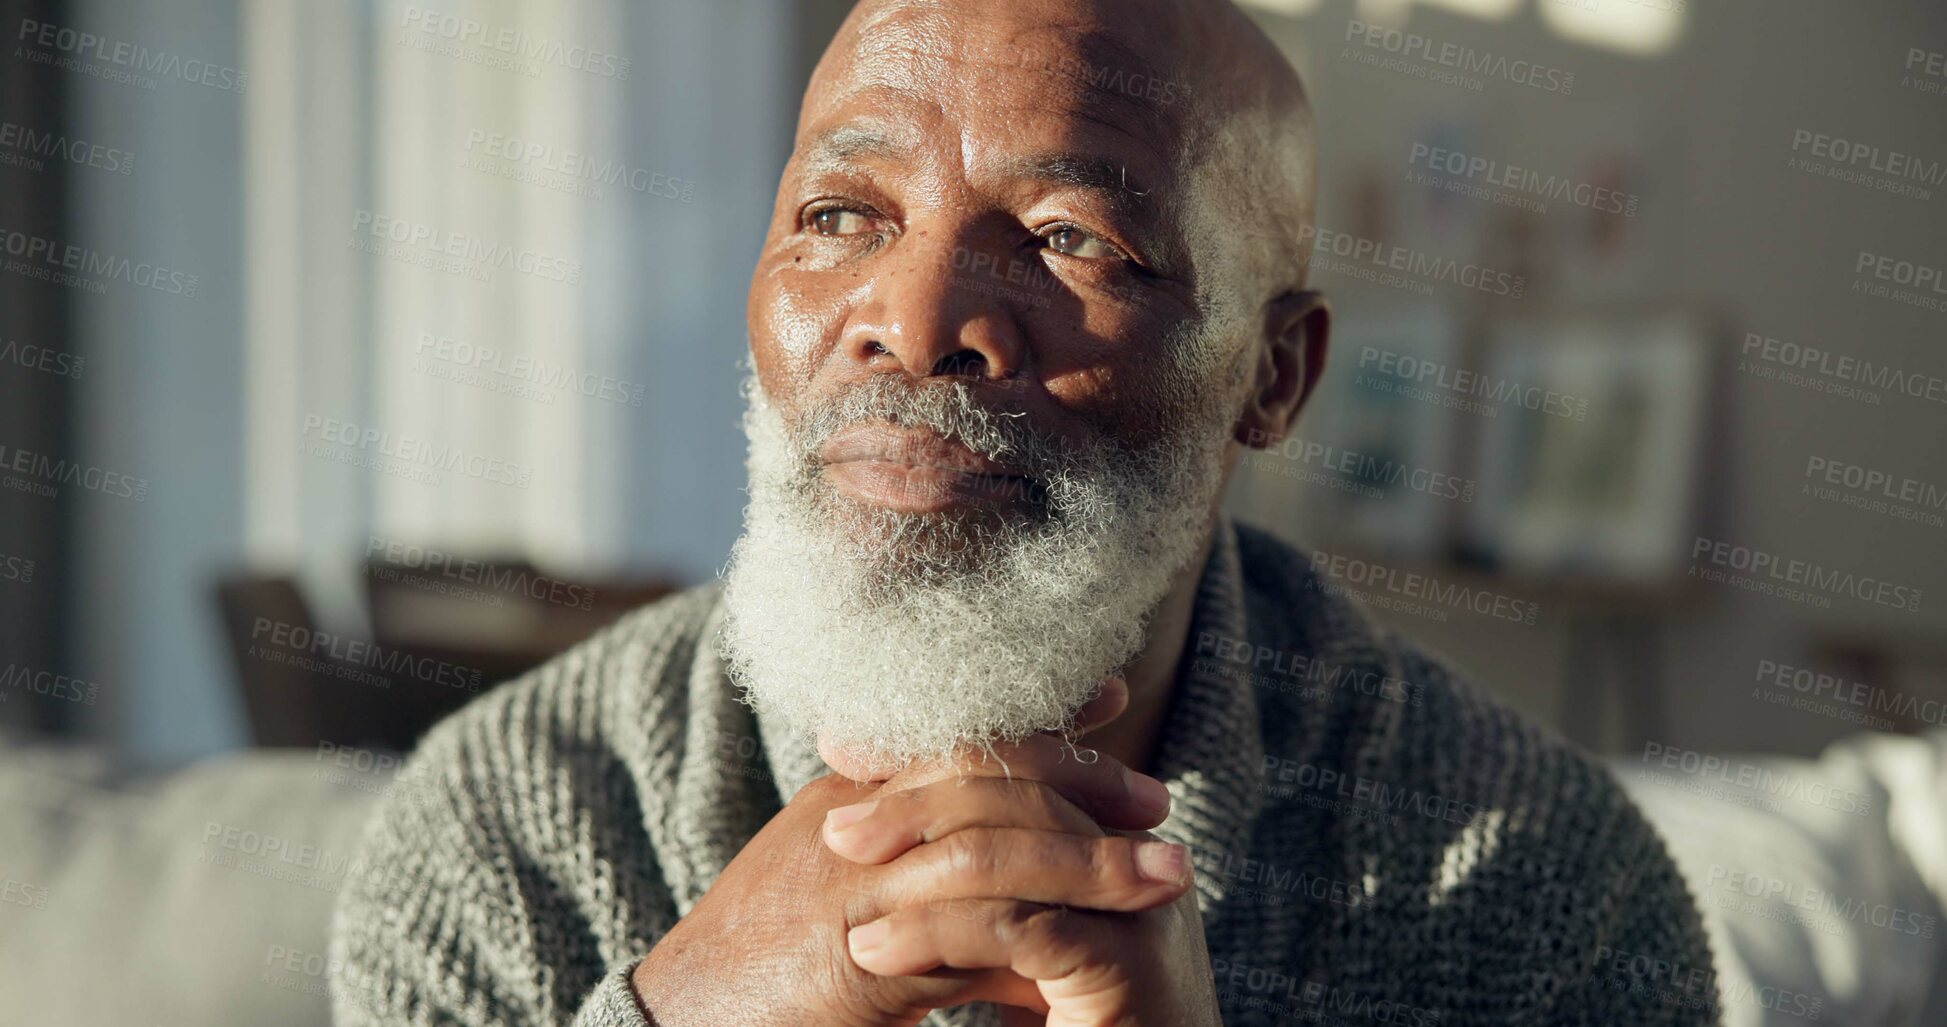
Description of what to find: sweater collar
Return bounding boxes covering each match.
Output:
[750,515,1268,921]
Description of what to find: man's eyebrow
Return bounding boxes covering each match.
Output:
[795,127,1162,216]
[995,153,1160,215]
[796,122,917,179]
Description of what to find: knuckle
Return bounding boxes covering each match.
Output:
[995,901,1059,947]
[804,773,868,805]
[1019,905,1088,954]
[944,828,1001,878]
[881,782,928,814]
[1062,755,1130,809]
[1013,732,1067,764]
[1008,778,1071,825]
[1093,835,1144,889]
[803,773,845,798]
[881,786,936,843]
[998,736,1075,782]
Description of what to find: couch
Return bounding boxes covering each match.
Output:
[1,729,1942,1026]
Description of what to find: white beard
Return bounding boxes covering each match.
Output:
[719,356,1246,776]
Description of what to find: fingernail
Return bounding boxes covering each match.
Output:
[848,919,891,956]
[825,801,877,834]
[1124,768,1171,814]
[1136,841,1188,884]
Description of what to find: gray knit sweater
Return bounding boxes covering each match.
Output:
[328,516,1721,1026]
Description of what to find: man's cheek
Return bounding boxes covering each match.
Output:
[749,276,845,379]
[1035,324,1214,433]
[1019,279,1190,347]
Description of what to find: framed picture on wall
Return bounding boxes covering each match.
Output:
[1465,306,1717,583]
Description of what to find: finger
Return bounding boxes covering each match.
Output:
[816,958,1049,1022]
[817,731,882,783]
[866,827,1192,915]
[848,900,1117,988]
[817,676,1130,784]
[871,965,1052,1018]
[1068,675,1129,738]
[824,775,1103,864]
[883,732,1172,832]
[847,963,1051,1021]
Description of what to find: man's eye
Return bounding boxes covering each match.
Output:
[1045,226,1118,260]
[811,208,876,236]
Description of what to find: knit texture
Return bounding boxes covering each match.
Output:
[328,516,1721,1026]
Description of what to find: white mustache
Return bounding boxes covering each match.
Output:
[787,375,1066,479]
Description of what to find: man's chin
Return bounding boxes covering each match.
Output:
[810,480,1043,573]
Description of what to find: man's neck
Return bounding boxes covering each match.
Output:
[1077,522,1219,776]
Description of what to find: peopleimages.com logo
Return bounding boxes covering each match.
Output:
[411,332,645,408]
[366,536,596,611]
[398,6,630,80]
[0,553,33,583]
[348,209,581,285]
[0,336,83,380]
[1343,19,1574,95]
[460,130,693,203]
[0,441,147,501]
[248,616,483,693]
[1407,141,1640,217]
[1738,330,1947,408]
[1903,47,1946,95]
[299,414,535,490]
[0,226,199,296]
[1356,346,1589,419]
[1309,550,1541,625]
[1689,537,1924,612]
[1639,741,1873,817]
[0,121,134,175]
[1788,128,1942,201]
[1242,429,1476,504]
[1301,226,1525,298]
[1754,658,1947,731]
[13,17,247,92]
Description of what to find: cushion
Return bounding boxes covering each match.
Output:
[0,745,388,1027]
[1612,730,1947,1027]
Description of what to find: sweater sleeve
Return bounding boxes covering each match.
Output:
[569,963,658,1027]
[326,672,675,1027]
[1376,635,1725,1027]
[1563,797,1725,1026]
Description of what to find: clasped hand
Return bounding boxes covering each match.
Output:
[633,679,1223,1027]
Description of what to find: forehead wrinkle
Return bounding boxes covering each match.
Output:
[1021,28,1186,136]
[806,78,1179,213]
[823,2,1188,158]
[838,2,968,98]
[962,22,1189,160]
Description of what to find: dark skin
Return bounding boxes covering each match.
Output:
[632,0,1329,1023]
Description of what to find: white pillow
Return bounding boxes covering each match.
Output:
[0,748,386,1027]
[1612,730,1947,1027]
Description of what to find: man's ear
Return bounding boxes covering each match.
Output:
[1234,289,1330,450]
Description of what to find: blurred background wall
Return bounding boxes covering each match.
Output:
[1230,0,1947,760]
[0,0,1941,769]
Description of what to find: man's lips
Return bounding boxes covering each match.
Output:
[821,423,1022,476]
[820,423,1034,512]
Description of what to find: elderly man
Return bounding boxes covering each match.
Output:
[330,0,1718,1024]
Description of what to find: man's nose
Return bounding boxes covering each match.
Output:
[837,238,1027,381]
